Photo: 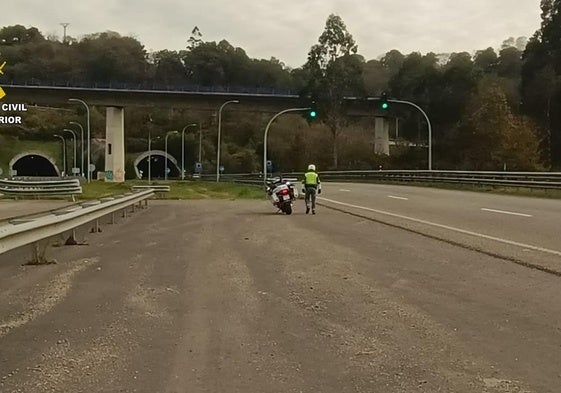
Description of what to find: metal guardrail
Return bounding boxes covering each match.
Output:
[131,185,170,198]
[0,178,83,200]
[198,174,265,186]
[11,176,84,182]
[0,189,155,256]
[210,170,561,190]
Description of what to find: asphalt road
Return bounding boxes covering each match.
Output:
[0,195,560,392]
[319,182,561,274]
[0,199,73,220]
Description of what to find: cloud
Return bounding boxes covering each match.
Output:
[3,0,541,67]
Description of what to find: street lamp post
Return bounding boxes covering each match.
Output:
[148,131,151,184]
[216,100,239,182]
[63,128,77,174]
[69,121,84,176]
[368,97,433,170]
[147,133,161,184]
[165,131,179,181]
[181,123,197,180]
[263,107,311,185]
[54,134,66,176]
[68,99,91,182]
[198,124,203,163]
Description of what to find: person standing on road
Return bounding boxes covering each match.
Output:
[302,164,321,215]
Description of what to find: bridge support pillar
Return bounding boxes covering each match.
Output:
[104,107,126,183]
[374,117,390,155]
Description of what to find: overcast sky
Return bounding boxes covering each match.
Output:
[4,0,541,67]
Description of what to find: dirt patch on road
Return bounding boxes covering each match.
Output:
[0,258,98,338]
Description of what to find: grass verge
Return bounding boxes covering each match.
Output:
[79,180,265,200]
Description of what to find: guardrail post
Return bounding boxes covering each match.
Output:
[111,212,115,224]
[27,240,55,265]
[131,203,135,213]
[65,229,78,245]
[91,219,101,233]
[122,208,127,218]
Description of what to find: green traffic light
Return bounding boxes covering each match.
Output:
[309,110,317,118]
[382,103,389,110]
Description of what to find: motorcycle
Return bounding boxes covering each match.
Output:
[266,177,298,215]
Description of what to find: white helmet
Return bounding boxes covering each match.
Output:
[308,164,316,171]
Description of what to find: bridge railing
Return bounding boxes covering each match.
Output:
[2,80,298,96]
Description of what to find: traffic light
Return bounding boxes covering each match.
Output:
[380,92,389,110]
[307,101,318,119]
[305,101,319,124]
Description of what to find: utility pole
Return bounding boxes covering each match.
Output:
[60,23,70,44]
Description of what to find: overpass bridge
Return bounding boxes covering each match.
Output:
[0,81,396,115]
[0,82,304,112]
[0,82,399,182]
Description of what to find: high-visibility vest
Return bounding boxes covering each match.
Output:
[303,171,319,186]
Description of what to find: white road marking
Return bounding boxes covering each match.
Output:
[318,197,561,257]
[339,189,351,192]
[481,208,532,218]
[388,195,409,201]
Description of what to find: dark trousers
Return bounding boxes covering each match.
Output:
[304,187,317,209]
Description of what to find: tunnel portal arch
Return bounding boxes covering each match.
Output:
[133,150,181,179]
[9,151,61,177]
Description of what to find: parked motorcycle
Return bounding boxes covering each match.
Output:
[266,177,298,215]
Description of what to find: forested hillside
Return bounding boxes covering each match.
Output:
[2,1,561,172]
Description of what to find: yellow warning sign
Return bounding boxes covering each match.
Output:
[0,56,6,99]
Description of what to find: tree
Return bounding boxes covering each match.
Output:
[458,80,541,170]
[0,25,44,44]
[152,50,186,85]
[502,36,528,51]
[187,26,203,50]
[437,52,478,125]
[304,14,363,169]
[497,47,522,79]
[74,32,148,83]
[501,37,516,49]
[389,52,439,103]
[362,59,389,95]
[521,0,561,167]
[182,39,253,86]
[388,52,440,145]
[381,50,405,78]
[250,57,293,89]
[474,47,498,74]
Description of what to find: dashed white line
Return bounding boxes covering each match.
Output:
[318,197,561,257]
[481,208,533,218]
[339,189,351,192]
[388,195,409,201]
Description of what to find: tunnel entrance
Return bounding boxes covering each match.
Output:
[134,151,180,179]
[10,153,59,177]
